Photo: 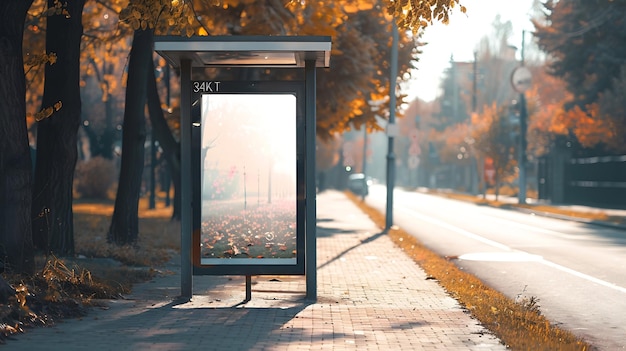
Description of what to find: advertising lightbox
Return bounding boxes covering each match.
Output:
[192,81,306,275]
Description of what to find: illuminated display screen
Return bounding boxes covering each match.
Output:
[192,81,305,275]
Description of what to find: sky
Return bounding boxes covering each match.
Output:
[404,0,538,102]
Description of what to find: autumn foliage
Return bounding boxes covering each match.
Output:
[386,0,466,32]
[533,0,626,153]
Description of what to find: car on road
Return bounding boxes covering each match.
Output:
[347,173,372,196]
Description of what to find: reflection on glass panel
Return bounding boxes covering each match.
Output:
[200,94,297,264]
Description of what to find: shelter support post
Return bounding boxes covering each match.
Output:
[180,59,193,300]
[245,275,252,302]
[305,59,317,301]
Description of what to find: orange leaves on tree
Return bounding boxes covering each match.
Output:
[119,0,197,36]
[24,52,57,68]
[546,103,573,136]
[343,0,375,13]
[522,70,572,157]
[285,0,342,37]
[45,0,70,18]
[524,67,625,155]
[433,122,472,163]
[470,103,517,190]
[385,0,466,33]
[33,101,63,122]
[567,104,614,149]
[187,1,418,138]
[471,103,496,140]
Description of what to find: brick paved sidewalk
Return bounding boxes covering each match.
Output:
[12,190,505,351]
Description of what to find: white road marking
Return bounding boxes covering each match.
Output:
[398,206,511,251]
[479,213,588,240]
[398,206,626,294]
[540,260,626,294]
[458,252,543,262]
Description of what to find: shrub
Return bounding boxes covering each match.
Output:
[74,156,117,199]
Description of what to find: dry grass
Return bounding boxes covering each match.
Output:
[70,199,180,291]
[0,198,180,343]
[345,191,593,351]
[73,199,180,266]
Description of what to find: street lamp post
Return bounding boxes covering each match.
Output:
[511,31,531,205]
[385,22,398,231]
[361,126,368,201]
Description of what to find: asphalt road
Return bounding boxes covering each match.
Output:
[364,184,626,351]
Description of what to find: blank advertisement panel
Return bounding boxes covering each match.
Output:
[192,81,306,275]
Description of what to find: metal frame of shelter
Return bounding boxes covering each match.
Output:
[154,36,331,301]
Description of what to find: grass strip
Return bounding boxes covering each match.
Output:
[1,202,180,342]
[345,191,593,351]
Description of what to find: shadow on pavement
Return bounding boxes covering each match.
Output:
[317,223,386,270]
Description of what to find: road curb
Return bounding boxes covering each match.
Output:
[510,206,626,231]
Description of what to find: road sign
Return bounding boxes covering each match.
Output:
[511,66,532,93]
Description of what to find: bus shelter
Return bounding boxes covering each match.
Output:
[154,36,331,301]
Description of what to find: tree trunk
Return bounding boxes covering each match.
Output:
[32,0,85,256]
[146,61,181,220]
[0,0,35,275]
[108,29,152,245]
